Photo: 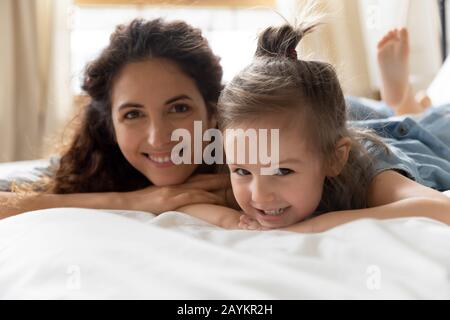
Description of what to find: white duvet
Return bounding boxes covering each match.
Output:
[1,198,450,299]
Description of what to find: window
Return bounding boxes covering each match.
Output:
[70,0,288,94]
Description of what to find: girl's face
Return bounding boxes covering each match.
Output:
[111,59,216,186]
[225,116,327,229]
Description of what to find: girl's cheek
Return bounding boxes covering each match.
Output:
[231,182,249,207]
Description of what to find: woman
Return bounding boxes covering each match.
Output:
[0,18,235,218]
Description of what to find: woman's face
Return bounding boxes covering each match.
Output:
[111,58,216,186]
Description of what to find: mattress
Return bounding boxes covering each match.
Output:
[0,161,449,299]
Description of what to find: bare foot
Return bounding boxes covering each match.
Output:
[377,28,410,107]
[377,28,424,115]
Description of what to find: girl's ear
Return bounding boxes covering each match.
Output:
[327,137,352,177]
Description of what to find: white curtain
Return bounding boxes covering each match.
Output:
[277,0,373,97]
[278,0,442,98]
[0,0,72,163]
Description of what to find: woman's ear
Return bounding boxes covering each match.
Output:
[327,137,352,177]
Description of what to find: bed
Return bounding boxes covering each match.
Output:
[1,160,450,299]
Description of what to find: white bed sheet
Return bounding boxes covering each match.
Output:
[0,160,49,178]
[1,204,450,299]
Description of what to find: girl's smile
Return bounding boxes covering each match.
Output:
[254,205,292,222]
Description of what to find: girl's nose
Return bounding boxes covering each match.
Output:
[250,178,275,204]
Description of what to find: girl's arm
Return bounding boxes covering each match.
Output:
[283,170,450,233]
[176,204,242,229]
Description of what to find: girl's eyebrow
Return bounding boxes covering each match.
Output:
[227,158,303,166]
[278,158,304,165]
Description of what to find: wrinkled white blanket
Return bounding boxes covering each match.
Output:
[1,203,450,299]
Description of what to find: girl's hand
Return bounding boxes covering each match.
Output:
[239,214,316,233]
[238,214,271,231]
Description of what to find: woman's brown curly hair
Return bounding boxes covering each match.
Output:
[51,18,223,194]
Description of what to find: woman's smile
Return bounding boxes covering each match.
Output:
[142,152,176,168]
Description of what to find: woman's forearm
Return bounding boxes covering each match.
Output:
[0,191,126,220]
[285,197,450,233]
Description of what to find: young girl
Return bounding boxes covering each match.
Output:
[177,22,450,232]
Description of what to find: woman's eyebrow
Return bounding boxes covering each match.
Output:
[118,103,144,112]
[165,94,192,105]
[117,95,192,111]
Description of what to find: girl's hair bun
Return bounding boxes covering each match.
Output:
[255,22,318,60]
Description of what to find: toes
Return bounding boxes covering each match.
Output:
[394,28,400,38]
[378,35,390,48]
[388,29,397,39]
[377,37,386,48]
[399,28,409,43]
[378,27,409,51]
[398,28,410,55]
[378,29,399,48]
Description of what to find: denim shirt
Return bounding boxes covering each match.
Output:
[347,96,450,191]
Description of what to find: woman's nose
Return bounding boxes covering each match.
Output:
[250,178,275,204]
[146,118,172,149]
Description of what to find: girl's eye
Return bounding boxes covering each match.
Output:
[124,110,142,120]
[169,104,190,113]
[233,168,251,176]
[274,168,293,176]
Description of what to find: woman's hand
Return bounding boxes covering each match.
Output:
[184,173,239,209]
[123,186,225,214]
[123,173,231,214]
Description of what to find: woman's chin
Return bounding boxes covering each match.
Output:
[145,166,197,186]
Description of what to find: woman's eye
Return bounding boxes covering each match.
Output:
[124,110,142,120]
[274,168,293,176]
[233,168,251,176]
[169,104,190,113]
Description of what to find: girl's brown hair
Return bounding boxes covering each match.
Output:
[49,18,223,193]
[218,21,389,212]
